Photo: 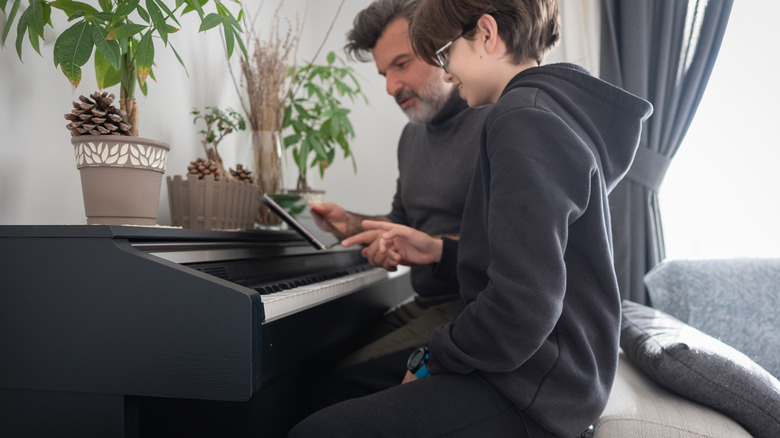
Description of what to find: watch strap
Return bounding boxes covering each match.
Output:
[413,362,431,378]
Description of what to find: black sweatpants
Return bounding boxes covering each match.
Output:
[303,295,465,413]
[290,372,543,438]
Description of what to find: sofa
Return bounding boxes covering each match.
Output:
[592,258,780,438]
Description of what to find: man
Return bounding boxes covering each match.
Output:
[306,0,490,408]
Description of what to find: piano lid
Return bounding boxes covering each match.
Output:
[0,224,308,243]
[0,224,406,402]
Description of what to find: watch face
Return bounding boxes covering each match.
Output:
[407,347,426,370]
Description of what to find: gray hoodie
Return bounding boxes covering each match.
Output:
[429,63,653,437]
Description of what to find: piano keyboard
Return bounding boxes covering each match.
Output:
[259,267,389,322]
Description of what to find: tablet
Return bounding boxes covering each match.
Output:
[261,193,341,250]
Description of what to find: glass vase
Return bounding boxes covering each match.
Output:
[253,130,284,226]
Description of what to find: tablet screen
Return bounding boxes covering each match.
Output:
[261,194,341,250]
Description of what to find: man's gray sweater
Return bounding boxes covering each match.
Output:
[387,91,490,297]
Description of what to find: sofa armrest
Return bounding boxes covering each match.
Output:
[594,352,752,438]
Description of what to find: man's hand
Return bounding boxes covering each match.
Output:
[401,370,418,384]
[310,203,390,240]
[309,203,351,239]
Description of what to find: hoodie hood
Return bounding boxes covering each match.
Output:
[502,63,653,192]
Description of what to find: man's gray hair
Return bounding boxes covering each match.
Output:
[344,0,419,62]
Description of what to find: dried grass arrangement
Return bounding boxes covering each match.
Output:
[233,0,303,210]
[239,2,301,134]
[231,0,347,224]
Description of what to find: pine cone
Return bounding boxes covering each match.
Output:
[188,157,223,180]
[230,164,255,184]
[65,91,132,137]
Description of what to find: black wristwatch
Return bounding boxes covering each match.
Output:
[407,346,431,378]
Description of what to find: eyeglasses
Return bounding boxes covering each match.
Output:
[435,32,466,74]
[434,13,502,74]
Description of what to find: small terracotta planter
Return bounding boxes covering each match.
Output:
[72,135,169,226]
[167,175,257,230]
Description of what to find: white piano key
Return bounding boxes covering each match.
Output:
[260,268,389,322]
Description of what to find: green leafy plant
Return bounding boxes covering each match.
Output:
[267,193,305,217]
[1,0,247,137]
[191,106,245,179]
[282,50,368,191]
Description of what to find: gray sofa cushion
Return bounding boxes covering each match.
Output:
[644,258,780,378]
[595,352,751,438]
[620,300,780,438]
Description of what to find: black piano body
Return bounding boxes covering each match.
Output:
[0,225,413,437]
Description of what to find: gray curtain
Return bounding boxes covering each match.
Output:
[600,0,734,304]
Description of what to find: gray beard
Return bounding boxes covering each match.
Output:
[404,99,445,123]
[397,84,452,124]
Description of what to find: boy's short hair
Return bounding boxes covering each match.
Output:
[410,0,560,66]
[345,0,420,62]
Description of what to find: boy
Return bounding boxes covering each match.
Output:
[289,0,652,436]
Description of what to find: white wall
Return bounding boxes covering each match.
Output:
[0,0,597,226]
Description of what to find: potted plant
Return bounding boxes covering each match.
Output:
[167,106,258,230]
[283,50,368,201]
[64,90,170,225]
[1,0,246,225]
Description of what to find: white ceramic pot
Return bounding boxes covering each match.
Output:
[71,135,169,225]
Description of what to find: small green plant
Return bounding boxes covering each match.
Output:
[191,106,246,180]
[282,50,368,191]
[267,193,305,217]
[1,0,247,137]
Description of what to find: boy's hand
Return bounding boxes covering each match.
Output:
[401,370,418,384]
[340,229,400,271]
[350,220,443,266]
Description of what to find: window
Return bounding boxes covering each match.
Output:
[659,1,780,259]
